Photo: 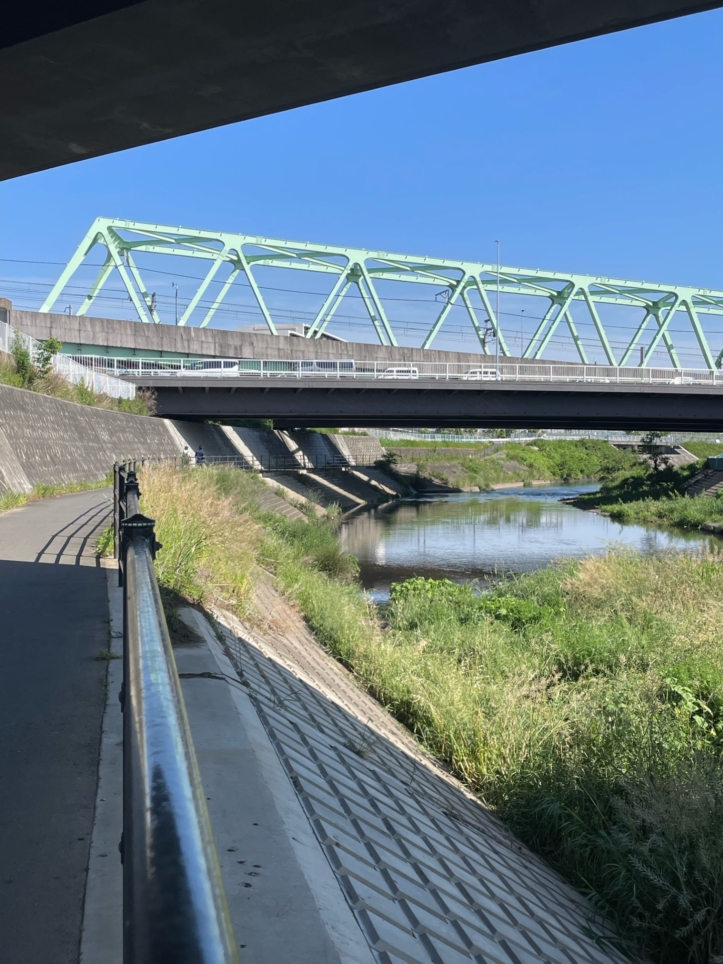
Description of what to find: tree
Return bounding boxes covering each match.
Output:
[11,333,35,386]
[35,337,62,377]
[639,431,670,472]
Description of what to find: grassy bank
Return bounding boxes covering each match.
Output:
[384,438,638,489]
[1,346,151,414]
[141,464,723,964]
[573,463,723,531]
[0,476,113,515]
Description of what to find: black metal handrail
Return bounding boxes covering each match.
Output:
[114,463,239,964]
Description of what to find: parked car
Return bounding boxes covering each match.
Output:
[381,366,419,379]
[298,360,356,376]
[180,359,240,376]
[670,375,703,385]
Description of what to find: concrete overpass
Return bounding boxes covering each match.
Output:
[141,374,723,431]
[3,1,721,180]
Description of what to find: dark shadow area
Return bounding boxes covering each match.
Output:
[0,558,109,964]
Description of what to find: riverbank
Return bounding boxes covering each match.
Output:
[571,461,723,533]
[139,464,723,964]
[383,437,638,491]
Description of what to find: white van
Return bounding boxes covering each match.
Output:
[181,359,240,376]
[462,368,500,381]
[299,360,356,377]
[381,366,419,380]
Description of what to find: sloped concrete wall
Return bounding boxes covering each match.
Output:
[164,420,238,458]
[0,384,181,491]
[334,434,384,463]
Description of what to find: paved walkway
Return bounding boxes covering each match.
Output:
[0,491,112,964]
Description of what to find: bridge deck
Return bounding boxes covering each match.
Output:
[140,375,723,431]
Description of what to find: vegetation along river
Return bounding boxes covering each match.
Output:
[340,483,720,597]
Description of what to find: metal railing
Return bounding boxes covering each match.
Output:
[69,354,723,386]
[200,453,378,471]
[114,463,239,964]
[368,428,723,445]
[0,320,137,398]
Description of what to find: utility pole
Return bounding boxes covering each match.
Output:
[521,308,525,360]
[171,282,179,325]
[495,240,500,376]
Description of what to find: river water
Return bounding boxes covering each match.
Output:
[340,484,719,597]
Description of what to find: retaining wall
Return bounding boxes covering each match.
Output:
[12,309,521,366]
[0,384,218,492]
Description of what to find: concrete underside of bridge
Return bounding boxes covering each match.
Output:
[3,0,721,180]
[145,378,723,431]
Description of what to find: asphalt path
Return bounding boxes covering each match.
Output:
[0,490,112,964]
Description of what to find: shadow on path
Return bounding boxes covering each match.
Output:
[0,492,112,964]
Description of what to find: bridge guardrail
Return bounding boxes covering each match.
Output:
[71,355,723,386]
[114,462,239,964]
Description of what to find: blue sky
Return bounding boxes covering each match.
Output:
[1,8,723,361]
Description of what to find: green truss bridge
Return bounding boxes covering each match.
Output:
[41,217,723,369]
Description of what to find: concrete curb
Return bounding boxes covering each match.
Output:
[79,570,123,964]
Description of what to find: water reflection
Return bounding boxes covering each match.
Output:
[341,484,719,595]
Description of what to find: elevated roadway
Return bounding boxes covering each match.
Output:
[3,1,721,179]
[139,373,723,431]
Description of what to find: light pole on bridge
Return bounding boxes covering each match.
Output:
[495,240,500,375]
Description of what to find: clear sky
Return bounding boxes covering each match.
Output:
[1,8,723,362]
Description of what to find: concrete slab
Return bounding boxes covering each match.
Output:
[176,608,373,964]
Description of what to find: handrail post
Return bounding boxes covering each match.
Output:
[116,460,239,964]
[113,463,121,562]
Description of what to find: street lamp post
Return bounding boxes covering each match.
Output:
[521,308,525,359]
[171,282,179,325]
[495,240,500,376]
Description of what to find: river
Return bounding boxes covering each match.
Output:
[340,484,719,598]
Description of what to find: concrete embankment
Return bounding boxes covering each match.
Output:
[0,384,396,517]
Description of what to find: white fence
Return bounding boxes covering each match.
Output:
[67,354,723,387]
[368,428,723,445]
[1,322,136,399]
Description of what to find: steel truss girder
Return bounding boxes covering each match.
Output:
[40,217,723,367]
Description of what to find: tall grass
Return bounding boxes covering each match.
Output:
[139,465,260,609]
[0,349,152,414]
[575,463,723,530]
[272,551,723,963]
[138,464,356,609]
[141,464,723,962]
